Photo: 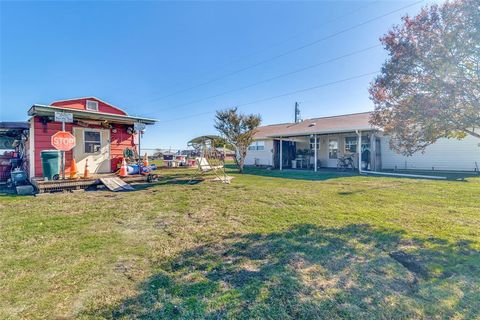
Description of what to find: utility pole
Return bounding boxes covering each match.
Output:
[294,102,301,123]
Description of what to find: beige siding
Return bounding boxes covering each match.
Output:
[246,133,479,172]
[245,139,274,166]
[314,133,364,168]
[380,134,480,171]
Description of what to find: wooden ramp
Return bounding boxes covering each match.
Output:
[100,177,135,192]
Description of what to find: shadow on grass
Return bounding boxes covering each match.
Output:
[237,165,478,182]
[0,187,35,197]
[128,170,206,191]
[133,179,201,191]
[0,188,15,196]
[90,224,480,319]
[237,165,357,181]
[377,170,480,182]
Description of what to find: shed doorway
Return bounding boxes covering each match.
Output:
[73,128,110,174]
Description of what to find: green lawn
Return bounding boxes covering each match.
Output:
[1,167,479,319]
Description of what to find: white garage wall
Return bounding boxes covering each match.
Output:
[245,139,274,166]
[381,134,480,171]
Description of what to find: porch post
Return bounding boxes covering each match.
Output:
[61,121,65,180]
[279,138,283,171]
[278,138,283,171]
[357,130,362,173]
[370,132,375,171]
[314,134,317,172]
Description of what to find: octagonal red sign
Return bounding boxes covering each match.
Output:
[51,131,76,151]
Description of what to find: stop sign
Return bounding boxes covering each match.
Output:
[51,131,76,151]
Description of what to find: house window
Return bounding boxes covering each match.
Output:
[256,141,265,151]
[329,139,338,159]
[84,131,101,153]
[361,136,370,152]
[248,140,265,151]
[86,100,99,111]
[345,136,370,153]
[309,137,319,150]
[345,137,357,153]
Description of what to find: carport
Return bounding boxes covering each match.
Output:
[0,121,29,182]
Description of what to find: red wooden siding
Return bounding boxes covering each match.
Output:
[33,117,74,177]
[110,124,135,171]
[51,97,127,115]
[32,116,136,177]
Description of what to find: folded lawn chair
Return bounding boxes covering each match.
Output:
[189,157,230,184]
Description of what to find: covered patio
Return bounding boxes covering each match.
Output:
[272,129,381,172]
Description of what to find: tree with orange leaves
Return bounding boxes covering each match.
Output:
[370,0,479,155]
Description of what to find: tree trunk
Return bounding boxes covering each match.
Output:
[238,149,247,173]
[234,147,240,170]
[238,159,244,173]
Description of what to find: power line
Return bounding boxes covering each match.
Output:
[139,43,381,116]
[134,1,379,105]
[237,71,379,108]
[156,70,379,124]
[135,0,423,108]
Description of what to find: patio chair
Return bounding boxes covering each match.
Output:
[189,157,230,184]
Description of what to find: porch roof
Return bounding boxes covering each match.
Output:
[0,122,29,130]
[28,104,157,125]
[254,112,375,139]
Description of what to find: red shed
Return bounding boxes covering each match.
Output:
[27,97,156,179]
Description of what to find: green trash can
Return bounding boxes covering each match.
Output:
[41,150,61,180]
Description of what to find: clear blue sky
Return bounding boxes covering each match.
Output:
[0,0,438,150]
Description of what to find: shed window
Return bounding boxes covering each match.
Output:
[86,100,99,111]
[84,131,101,153]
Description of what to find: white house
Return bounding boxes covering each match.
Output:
[245,112,480,172]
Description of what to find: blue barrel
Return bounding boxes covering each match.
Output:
[127,164,139,174]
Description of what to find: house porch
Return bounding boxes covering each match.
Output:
[272,130,381,172]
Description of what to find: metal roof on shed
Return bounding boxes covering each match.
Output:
[28,105,157,125]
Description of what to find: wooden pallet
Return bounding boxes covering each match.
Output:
[100,177,134,192]
[31,174,148,193]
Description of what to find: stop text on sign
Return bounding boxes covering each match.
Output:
[51,131,76,151]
